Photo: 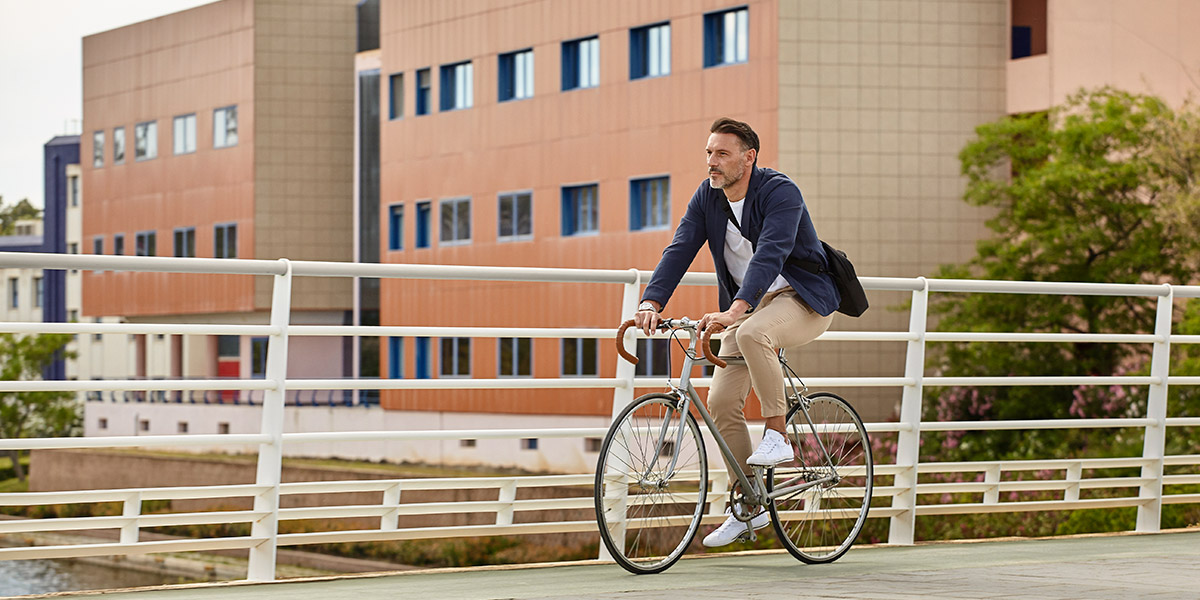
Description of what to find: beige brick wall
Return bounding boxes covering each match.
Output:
[777,0,1007,419]
[253,0,358,311]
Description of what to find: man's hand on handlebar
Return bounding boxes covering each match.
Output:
[634,300,662,336]
[697,299,752,334]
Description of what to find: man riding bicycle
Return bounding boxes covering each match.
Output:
[634,117,840,547]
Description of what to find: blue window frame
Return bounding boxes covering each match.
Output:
[416,68,431,116]
[388,337,403,379]
[439,61,473,111]
[498,49,534,101]
[415,201,431,248]
[630,22,670,79]
[630,176,670,231]
[561,36,599,90]
[388,204,403,250]
[415,337,431,379]
[173,227,195,258]
[214,223,237,258]
[704,7,749,67]
[388,72,403,119]
[498,338,532,377]
[561,184,599,236]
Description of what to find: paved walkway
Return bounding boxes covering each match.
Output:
[35,529,1200,600]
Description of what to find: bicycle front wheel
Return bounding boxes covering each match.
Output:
[767,392,873,564]
[594,393,708,574]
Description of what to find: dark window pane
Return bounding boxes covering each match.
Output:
[582,338,597,376]
[517,194,532,236]
[518,338,531,376]
[457,337,470,376]
[563,339,578,375]
[456,200,470,240]
[499,338,513,376]
[499,196,513,238]
[441,338,454,375]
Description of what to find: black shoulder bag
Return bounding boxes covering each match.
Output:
[719,202,869,317]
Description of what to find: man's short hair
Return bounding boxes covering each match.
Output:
[710,117,760,153]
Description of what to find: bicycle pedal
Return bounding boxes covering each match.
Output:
[740,529,758,543]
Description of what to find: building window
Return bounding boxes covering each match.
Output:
[415,336,431,379]
[562,36,599,90]
[113,234,125,256]
[68,309,78,322]
[585,437,602,452]
[33,277,42,308]
[214,223,237,258]
[630,22,670,79]
[388,337,403,378]
[8,278,18,309]
[416,68,431,116]
[92,317,102,342]
[218,422,230,434]
[388,72,403,119]
[251,337,268,378]
[92,236,104,255]
[214,106,238,148]
[415,201,431,248]
[134,121,158,161]
[113,127,125,164]
[173,114,197,155]
[68,242,78,255]
[498,192,532,240]
[98,418,108,430]
[521,438,538,450]
[388,204,403,250]
[440,197,471,244]
[440,61,474,111]
[139,419,150,432]
[68,176,80,206]
[630,176,670,231]
[460,439,477,448]
[174,227,196,258]
[635,338,670,377]
[440,337,470,377]
[499,48,534,101]
[135,231,157,257]
[177,422,189,434]
[92,130,104,167]
[562,184,599,236]
[498,337,532,377]
[704,7,749,67]
[562,338,598,376]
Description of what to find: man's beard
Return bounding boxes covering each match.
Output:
[710,164,744,190]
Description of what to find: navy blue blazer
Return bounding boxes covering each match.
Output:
[642,166,840,316]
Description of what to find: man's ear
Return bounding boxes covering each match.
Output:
[746,148,757,167]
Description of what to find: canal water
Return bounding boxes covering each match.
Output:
[0,558,194,597]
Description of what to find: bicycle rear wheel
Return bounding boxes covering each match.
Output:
[766,392,873,564]
[594,393,708,574]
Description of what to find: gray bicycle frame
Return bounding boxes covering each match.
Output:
[642,320,837,509]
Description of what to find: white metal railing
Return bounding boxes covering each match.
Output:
[0,252,1197,581]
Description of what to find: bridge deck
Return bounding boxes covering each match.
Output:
[53,530,1200,600]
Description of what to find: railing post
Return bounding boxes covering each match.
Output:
[597,270,643,562]
[982,465,1001,505]
[381,483,401,531]
[496,480,517,526]
[1065,462,1082,503]
[120,491,141,545]
[889,277,928,545]
[1137,285,1173,532]
[247,259,293,582]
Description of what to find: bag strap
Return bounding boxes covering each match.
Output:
[718,200,824,274]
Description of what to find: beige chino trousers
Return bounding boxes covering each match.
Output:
[707,288,834,481]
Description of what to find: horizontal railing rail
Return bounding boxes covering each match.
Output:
[0,251,1197,582]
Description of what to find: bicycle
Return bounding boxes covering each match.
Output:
[594,317,873,574]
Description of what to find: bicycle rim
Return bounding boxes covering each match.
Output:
[594,393,708,574]
[767,392,873,564]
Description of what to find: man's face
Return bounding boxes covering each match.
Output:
[706,132,754,190]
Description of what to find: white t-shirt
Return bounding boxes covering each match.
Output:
[724,199,789,293]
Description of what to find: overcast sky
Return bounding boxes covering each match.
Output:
[0,0,215,209]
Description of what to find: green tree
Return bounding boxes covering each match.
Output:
[0,197,43,235]
[0,333,79,482]
[927,88,1200,462]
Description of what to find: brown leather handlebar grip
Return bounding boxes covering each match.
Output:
[702,324,727,369]
[616,319,639,365]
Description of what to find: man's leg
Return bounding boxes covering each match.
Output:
[736,290,833,431]
[705,327,754,483]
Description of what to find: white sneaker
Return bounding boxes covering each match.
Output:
[747,429,793,466]
[702,509,771,547]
